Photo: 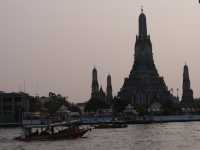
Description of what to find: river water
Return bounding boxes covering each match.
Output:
[1,122,200,150]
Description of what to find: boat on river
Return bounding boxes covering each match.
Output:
[14,122,91,141]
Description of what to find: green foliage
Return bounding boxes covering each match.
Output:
[68,103,81,113]
[42,92,81,115]
[162,100,181,115]
[30,97,42,112]
[135,105,147,116]
[44,92,66,115]
[29,92,81,115]
[84,97,109,112]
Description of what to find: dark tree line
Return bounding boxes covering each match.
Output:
[30,92,80,115]
[84,97,110,112]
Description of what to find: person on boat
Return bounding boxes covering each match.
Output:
[24,128,31,140]
[51,127,54,135]
[31,129,39,136]
[74,126,80,134]
[40,129,50,136]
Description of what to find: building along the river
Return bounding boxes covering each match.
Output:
[0,92,31,123]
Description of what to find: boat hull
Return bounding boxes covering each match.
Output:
[14,129,90,142]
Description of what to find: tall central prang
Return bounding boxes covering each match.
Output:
[132,9,158,78]
[118,9,171,108]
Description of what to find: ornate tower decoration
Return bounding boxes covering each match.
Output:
[118,9,171,107]
[139,7,147,37]
[181,64,194,103]
[99,86,106,101]
[91,67,99,98]
[106,74,113,104]
[86,68,111,112]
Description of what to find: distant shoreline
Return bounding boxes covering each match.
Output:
[2,114,200,128]
[80,114,200,125]
[0,123,21,128]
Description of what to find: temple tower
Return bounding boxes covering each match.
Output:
[181,64,194,103]
[106,74,113,104]
[118,9,171,107]
[91,67,99,98]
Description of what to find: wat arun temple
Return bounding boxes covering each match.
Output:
[117,9,175,108]
[85,9,194,113]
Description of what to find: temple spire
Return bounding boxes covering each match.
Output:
[91,67,99,97]
[183,64,190,90]
[139,7,147,37]
[141,5,143,13]
[181,64,194,103]
[106,74,113,104]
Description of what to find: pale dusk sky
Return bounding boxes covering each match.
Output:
[0,0,199,102]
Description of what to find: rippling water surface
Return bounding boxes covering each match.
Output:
[1,122,200,150]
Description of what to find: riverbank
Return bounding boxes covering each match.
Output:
[80,114,200,125]
[0,123,20,128]
[132,114,200,124]
[2,114,200,127]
